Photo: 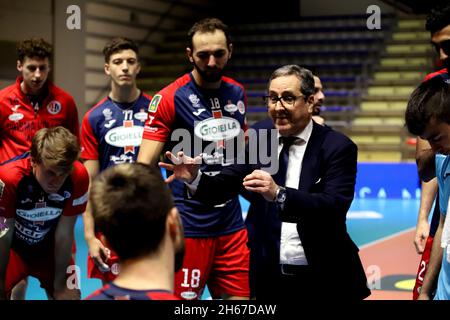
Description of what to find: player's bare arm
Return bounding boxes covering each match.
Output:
[415,178,438,253]
[82,160,111,271]
[137,139,165,166]
[53,215,79,300]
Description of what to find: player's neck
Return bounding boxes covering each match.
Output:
[113,255,174,292]
[109,84,140,103]
[20,81,45,96]
[191,69,221,90]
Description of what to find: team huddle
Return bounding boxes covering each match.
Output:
[0,5,449,301]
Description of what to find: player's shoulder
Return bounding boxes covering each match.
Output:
[141,92,153,102]
[71,161,89,182]
[158,73,191,96]
[0,82,15,97]
[222,76,244,89]
[423,68,449,82]
[0,158,29,186]
[83,97,110,120]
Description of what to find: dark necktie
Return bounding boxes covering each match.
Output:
[273,136,298,186]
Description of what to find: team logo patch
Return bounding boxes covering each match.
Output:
[180,291,198,300]
[111,263,120,275]
[48,193,65,202]
[103,108,113,121]
[134,109,148,122]
[188,94,201,108]
[148,94,162,113]
[237,100,245,115]
[224,101,238,114]
[47,101,62,115]
[8,113,24,121]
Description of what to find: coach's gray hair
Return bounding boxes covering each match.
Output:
[269,65,315,98]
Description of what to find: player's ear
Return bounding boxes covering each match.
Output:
[186,47,194,64]
[104,63,110,76]
[167,207,184,246]
[17,60,23,72]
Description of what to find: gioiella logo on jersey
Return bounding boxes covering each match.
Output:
[194,117,241,141]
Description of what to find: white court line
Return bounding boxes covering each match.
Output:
[359,227,416,250]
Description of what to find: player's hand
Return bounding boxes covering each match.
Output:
[53,287,81,300]
[87,237,111,272]
[159,151,202,184]
[243,169,279,201]
[414,220,430,254]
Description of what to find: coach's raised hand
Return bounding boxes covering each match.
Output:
[159,151,202,184]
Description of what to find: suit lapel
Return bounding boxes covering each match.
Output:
[298,122,328,190]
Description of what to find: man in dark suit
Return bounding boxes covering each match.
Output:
[160,65,370,300]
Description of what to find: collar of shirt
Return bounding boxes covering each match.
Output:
[277,119,313,146]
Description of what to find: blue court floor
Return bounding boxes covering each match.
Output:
[25,197,421,299]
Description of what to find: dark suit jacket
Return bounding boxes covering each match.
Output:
[194,119,371,299]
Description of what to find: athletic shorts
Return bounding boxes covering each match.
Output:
[87,232,120,283]
[5,247,77,297]
[174,228,250,300]
[413,236,434,300]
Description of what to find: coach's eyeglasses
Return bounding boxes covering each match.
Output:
[263,94,304,107]
[432,39,450,56]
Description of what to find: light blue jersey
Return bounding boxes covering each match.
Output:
[434,154,450,300]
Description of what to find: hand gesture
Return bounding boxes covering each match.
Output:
[87,236,111,272]
[159,151,202,184]
[243,169,279,202]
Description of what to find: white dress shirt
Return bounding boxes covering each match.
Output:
[279,119,313,265]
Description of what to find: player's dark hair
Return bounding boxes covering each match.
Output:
[187,17,231,49]
[103,37,139,63]
[425,3,450,34]
[17,38,52,63]
[90,163,175,260]
[405,76,450,136]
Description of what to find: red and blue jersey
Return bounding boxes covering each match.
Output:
[86,283,179,300]
[80,93,151,170]
[142,73,248,237]
[423,68,449,83]
[0,157,88,257]
[0,77,80,163]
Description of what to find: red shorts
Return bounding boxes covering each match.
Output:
[5,247,77,297]
[413,236,434,300]
[87,232,120,282]
[174,228,250,300]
